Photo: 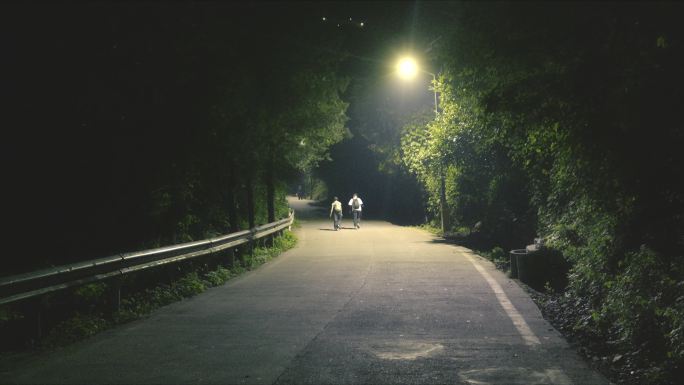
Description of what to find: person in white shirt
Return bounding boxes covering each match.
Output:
[329,196,343,230]
[348,193,364,229]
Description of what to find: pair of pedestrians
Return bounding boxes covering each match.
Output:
[329,194,364,230]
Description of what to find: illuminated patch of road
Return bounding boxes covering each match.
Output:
[371,341,445,360]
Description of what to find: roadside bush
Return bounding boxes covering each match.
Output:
[489,246,505,261]
[42,312,110,347]
[73,283,108,304]
[176,272,206,297]
[601,247,684,372]
[205,266,232,286]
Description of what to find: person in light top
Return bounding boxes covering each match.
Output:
[329,196,343,231]
[348,193,364,229]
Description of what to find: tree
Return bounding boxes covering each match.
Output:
[4,2,350,273]
[402,2,684,382]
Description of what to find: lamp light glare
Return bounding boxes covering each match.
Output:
[397,57,418,80]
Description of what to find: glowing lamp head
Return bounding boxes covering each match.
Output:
[397,57,418,80]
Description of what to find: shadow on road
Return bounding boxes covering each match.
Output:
[318,227,359,231]
[425,238,458,244]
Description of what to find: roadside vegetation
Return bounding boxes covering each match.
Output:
[0,232,296,352]
[362,3,683,384]
[4,3,337,360]
[8,4,348,276]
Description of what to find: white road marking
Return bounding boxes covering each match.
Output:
[461,252,541,346]
[458,368,574,385]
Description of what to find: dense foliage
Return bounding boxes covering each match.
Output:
[396,3,684,383]
[6,3,348,273]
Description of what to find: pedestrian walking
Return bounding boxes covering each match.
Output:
[329,196,343,230]
[348,193,364,229]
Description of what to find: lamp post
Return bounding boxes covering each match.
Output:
[396,57,448,234]
[396,57,438,116]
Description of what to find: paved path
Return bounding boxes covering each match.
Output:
[1,198,608,384]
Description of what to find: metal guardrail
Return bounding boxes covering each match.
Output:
[0,210,295,306]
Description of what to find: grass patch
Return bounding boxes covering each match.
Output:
[413,224,473,239]
[413,223,443,236]
[245,232,297,268]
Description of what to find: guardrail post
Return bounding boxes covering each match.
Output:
[29,295,48,346]
[110,279,121,313]
[248,230,256,258]
[234,246,243,266]
[228,247,235,266]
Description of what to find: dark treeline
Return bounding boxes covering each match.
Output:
[5,2,349,274]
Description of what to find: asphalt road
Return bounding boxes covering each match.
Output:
[1,197,608,385]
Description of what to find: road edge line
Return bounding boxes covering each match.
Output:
[461,251,542,346]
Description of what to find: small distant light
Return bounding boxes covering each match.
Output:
[349,17,352,21]
[337,24,340,27]
[360,22,364,27]
[322,17,326,21]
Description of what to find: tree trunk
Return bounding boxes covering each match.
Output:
[227,170,239,233]
[440,171,449,233]
[266,161,276,223]
[245,174,255,229]
[309,174,315,200]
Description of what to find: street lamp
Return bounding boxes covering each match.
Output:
[396,56,448,234]
[396,57,438,117]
